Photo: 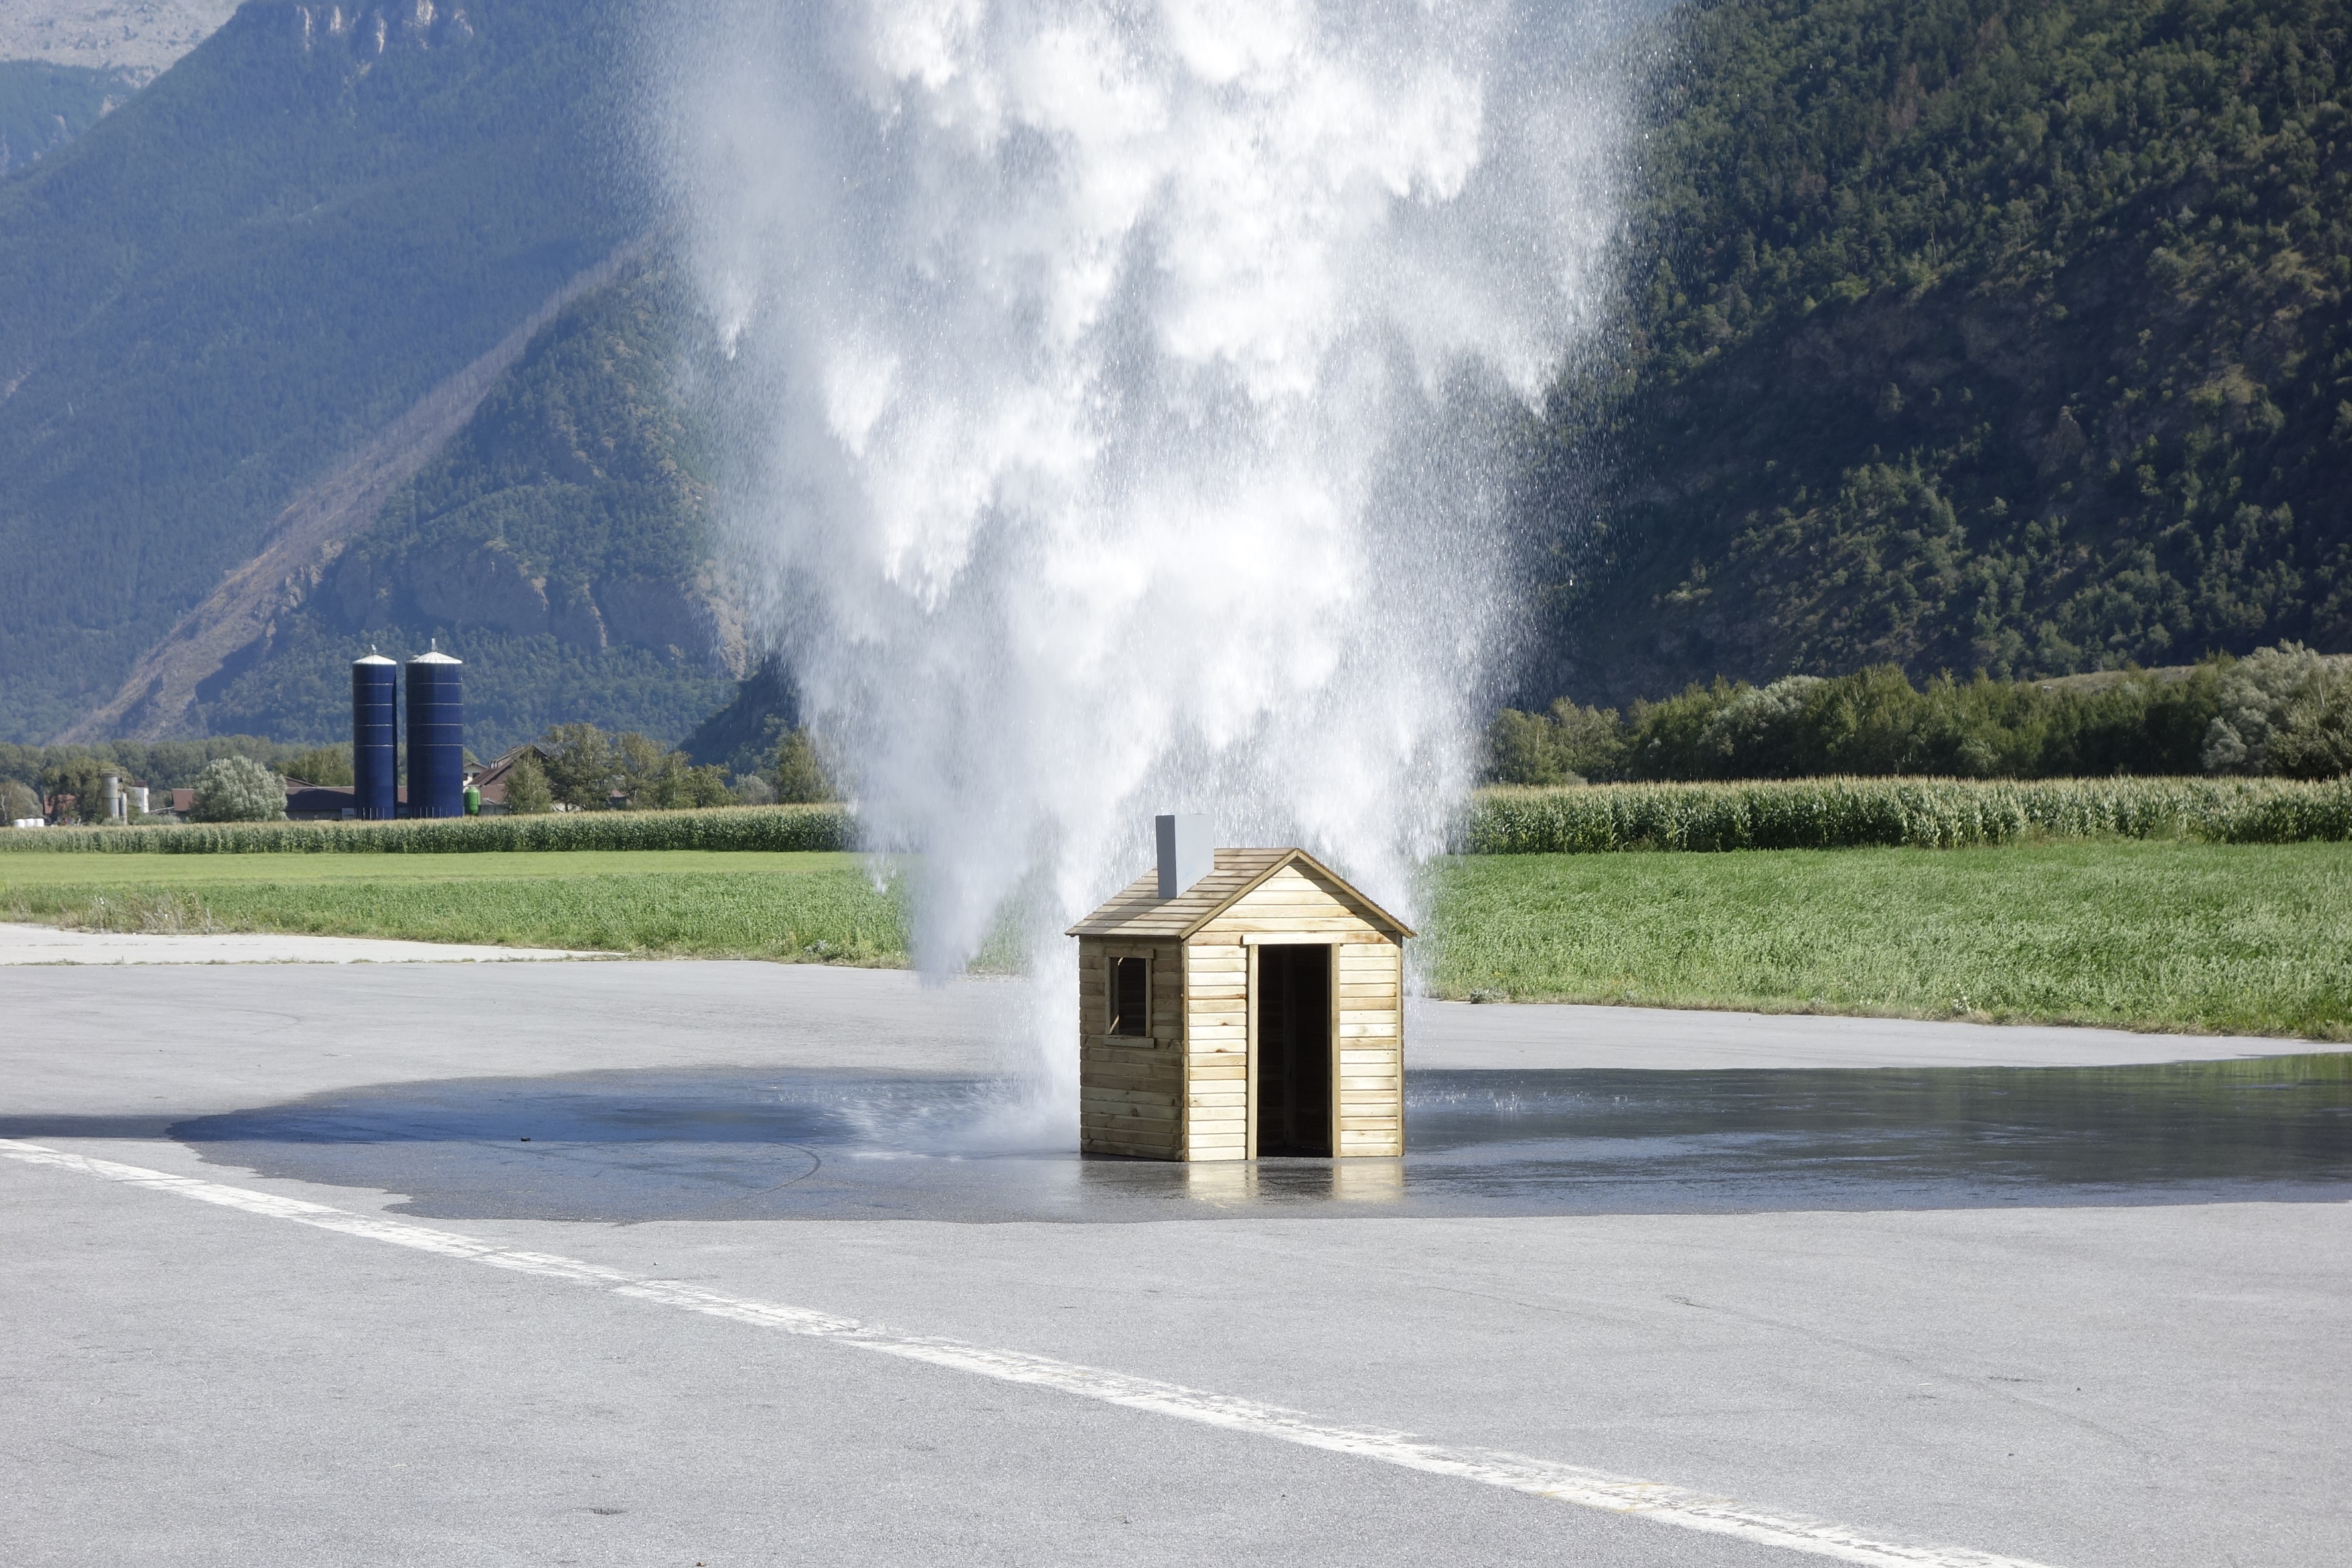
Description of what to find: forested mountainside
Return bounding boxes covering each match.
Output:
[0,0,640,742]
[200,265,745,754]
[0,61,140,173]
[9,0,2345,751]
[1537,0,2351,707]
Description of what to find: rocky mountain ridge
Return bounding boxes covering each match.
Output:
[0,1,238,78]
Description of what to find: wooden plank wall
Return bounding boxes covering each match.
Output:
[1077,937,1185,1158]
[1194,864,1383,943]
[1334,937,1403,1156]
[1182,941,1248,1160]
[1194,864,1403,1160]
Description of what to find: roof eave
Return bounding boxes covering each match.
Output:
[1066,847,1416,941]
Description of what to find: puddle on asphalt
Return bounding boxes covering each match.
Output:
[170,1056,2352,1223]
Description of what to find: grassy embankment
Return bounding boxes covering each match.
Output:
[3,836,2346,1039]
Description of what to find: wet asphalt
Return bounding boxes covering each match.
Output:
[4,960,2345,1567]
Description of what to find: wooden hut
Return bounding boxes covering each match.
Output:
[1067,826,1413,1162]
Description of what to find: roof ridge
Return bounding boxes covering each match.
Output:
[1064,845,1413,939]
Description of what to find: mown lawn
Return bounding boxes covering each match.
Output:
[1427,840,2352,1039]
[5,842,2345,1038]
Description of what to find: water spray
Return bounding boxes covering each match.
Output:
[657,0,1636,1106]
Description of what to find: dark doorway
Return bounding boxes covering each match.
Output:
[1256,944,1333,1157]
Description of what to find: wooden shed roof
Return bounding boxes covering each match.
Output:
[1065,847,1415,941]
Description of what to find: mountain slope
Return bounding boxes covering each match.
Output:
[0,61,141,173]
[0,0,639,742]
[58,245,641,744]
[681,657,800,781]
[179,262,745,755]
[1539,0,2351,705]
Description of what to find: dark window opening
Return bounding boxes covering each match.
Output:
[1111,955,1148,1037]
[1256,943,1332,1156]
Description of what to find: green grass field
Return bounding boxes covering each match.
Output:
[0,852,911,966]
[4,842,2344,1038]
[1428,840,2352,1040]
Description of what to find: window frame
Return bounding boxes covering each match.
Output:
[1108,952,1150,1038]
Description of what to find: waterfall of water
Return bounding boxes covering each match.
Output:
[657,0,1636,1101]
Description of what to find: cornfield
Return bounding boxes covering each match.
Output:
[0,805,856,855]
[1461,776,2352,853]
[10,779,2348,858]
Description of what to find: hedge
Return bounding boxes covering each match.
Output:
[1460,777,2352,853]
[0,805,856,855]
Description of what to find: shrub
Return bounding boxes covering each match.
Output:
[189,756,286,823]
[2270,680,2352,780]
[2205,644,2352,775]
[1696,675,1827,776]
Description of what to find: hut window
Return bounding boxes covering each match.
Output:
[1110,955,1148,1037]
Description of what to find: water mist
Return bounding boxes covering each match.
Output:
[657,0,1636,1113]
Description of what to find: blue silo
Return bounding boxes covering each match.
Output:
[405,642,465,819]
[352,651,398,820]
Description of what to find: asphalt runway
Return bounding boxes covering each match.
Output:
[4,958,2347,1567]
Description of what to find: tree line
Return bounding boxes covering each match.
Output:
[497,723,839,816]
[1489,643,2352,785]
[3,720,842,826]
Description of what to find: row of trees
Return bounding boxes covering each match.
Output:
[1488,645,2352,786]
[0,755,296,825]
[0,736,310,793]
[493,722,838,816]
[2,738,374,824]
[1,720,842,825]
[508,725,732,813]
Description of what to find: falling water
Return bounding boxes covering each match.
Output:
[655,0,1637,1099]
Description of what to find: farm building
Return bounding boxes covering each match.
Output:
[1067,819,1412,1162]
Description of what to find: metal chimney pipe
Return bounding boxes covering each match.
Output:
[1155,814,1212,900]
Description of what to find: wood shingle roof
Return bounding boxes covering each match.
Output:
[1065,847,1415,941]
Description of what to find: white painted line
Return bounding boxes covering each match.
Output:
[0,922,604,965]
[1,1138,2060,1568]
